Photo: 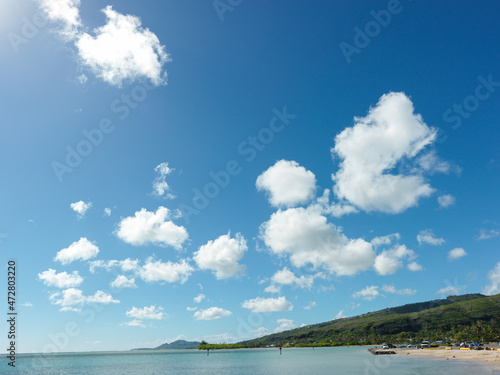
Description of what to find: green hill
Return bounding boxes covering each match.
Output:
[241,293,500,347]
[133,339,201,350]
[198,293,500,350]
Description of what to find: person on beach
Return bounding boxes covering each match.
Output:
[279,346,282,355]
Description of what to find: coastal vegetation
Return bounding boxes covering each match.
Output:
[198,293,500,350]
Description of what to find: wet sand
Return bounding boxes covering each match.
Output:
[393,345,500,372]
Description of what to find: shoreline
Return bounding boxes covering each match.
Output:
[393,347,500,372]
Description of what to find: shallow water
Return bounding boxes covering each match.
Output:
[10,346,495,374]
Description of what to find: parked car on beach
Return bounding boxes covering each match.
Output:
[421,341,431,348]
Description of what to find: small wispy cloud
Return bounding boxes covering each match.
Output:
[70,200,92,218]
[478,229,500,240]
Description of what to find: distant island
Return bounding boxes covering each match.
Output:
[198,293,500,350]
[132,339,201,351]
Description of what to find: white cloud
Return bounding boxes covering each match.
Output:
[37,0,81,38]
[50,288,119,311]
[70,200,92,218]
[267,267,313,292]
[194,294,205,303]
[371,233,400,248]
[352,285,380,301]
[186,307,197,311]
[436,285,463,296]
[21,302,33,307]
[38,269,83,288]
[332,92,438,214]
[256,160,317,208]
[448,248,467,261]
[241,296,293,313]
[438,194,455,208]
[264,284,281,293]
[373,245,417,275]
[104,208,112,217]
[194,307,232,321]
[274,318,296,333]
[259,206,375,276]
[417,151,451,174]
[55,237,99,265]
[381,284,416,295]
[77,74,87,84]
[126,305,165,320]
[152,162,175,198]
[123,319,146,328]
[304,301,317,310]
[110,275,136,288]
[407,261,423,271]
[139,257,193,284]
[483,262,500,296]
[417,229,445,246]
[115,206,188,249]
[75,6,170,87]
[89,257,192,284]
[194,232,247,279]
[335,310,345,319]
[478,229,500,240]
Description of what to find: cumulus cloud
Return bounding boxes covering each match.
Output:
[75,6,170,87]
[483,262,500,295]
[38,0,81,38]
[259,206,375,276]
[371,233,401,248]
[50,288,119,311]
[352,286,380,301]
[139,257,193,284]
[335,310,345,319]
[417,151,451,174]
[115,206,188,249]
[70,200,92,218]
[194,294,205,303]
[110,275,136,288]
[332,92,439,214]
[266,267,313,293]
[89,257,193,284]
[448,248,467,261]
[417,229,445,246]
[436,285,463,296]
[194,307,232,320]
[38,269,83,288]
[373,245,417,275]
[381,284,416,295]
[256,160,317,208]
[438,194,455,208]
[274,319,296,333]
[126,305,166,320]
[194,232,247,279]
[241,296,293,313]
[55,237,99,265]
[407,261,423,271]
[152,162,175,198]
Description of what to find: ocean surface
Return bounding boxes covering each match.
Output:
[9,347,494,374]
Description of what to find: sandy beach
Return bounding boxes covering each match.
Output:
[394,345,500,372]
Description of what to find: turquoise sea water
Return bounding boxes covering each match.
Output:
[8,347,495,374]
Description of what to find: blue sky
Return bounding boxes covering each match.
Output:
[1,0,500,353]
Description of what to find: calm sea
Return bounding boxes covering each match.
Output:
[8,347,494,374]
